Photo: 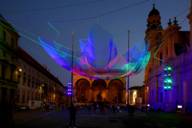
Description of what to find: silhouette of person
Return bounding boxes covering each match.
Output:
[112,104,116,113]
[0,91,15,128]
[128,105,135,116]
[69,103,77,128]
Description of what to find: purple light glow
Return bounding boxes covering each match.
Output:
[38,27,150,79]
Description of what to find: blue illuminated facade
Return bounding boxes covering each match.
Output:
[144,2,192,112]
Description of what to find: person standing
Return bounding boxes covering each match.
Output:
[68,103,77,128]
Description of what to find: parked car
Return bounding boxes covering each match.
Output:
[15,105,29,111]
[48,103,56,110]
[28,100,42,110]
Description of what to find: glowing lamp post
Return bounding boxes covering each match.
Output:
[18,68,22,72]
[67,82,73,96]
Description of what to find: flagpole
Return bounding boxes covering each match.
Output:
[126,30,130,105]
[71,32,74,104]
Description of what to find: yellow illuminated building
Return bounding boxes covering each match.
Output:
[73,73,126,104]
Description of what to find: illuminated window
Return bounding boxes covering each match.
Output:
[132,90,137,105]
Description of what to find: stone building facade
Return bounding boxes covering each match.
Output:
[0,14,19,127]
[144,2,192,112]
[16,48,65,107]
[0,14,65,114]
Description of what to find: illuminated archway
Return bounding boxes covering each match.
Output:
[75,79,90,102]
[92,79,107,102]
[108,79,124,103]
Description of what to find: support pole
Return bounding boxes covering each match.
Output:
[126,30,130,105]
[71,32,75,104]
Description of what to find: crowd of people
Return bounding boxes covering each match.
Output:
[40,102,137,128]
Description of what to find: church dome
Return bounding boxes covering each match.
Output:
[148,4,160,17]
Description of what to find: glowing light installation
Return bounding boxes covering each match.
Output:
[38,29,150,80]
[163,65,173,90]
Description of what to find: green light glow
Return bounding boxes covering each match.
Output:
[164,78,172,83]
[167,66,172,71]
[164,85,172,90]
[167,78,172,83]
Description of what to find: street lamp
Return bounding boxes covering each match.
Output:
[70,32,75,104]
[126,30,130,105]
[18,68,22,72]
[67,82,73,96]
[67,82,73,106]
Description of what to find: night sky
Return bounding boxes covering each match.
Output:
[0,0,189,86]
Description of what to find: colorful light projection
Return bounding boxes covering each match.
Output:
[38,27,150,80]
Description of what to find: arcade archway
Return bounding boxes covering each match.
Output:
[108,79,124,103]
[75,79,90,102]
[92,79,107,102]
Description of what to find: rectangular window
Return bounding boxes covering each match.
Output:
[28,79,31,87]
[3,31,6,41]
[18,75,21,83]
[32,81,34,88]
[10,67,14,81]
[23,73,26,85]
[11,38,14,48]
[2,51,6,58]
[22,94,25,103]
[15,90,20,102]
[1,87,7,103]
[23,77,26,85]
[1,64,5,79]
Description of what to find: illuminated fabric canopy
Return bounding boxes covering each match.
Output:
[38,26,150,79]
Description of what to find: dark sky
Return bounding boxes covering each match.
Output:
[0,0,189,86]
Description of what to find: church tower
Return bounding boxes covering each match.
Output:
[144,4,163,104]
[188,0,192,49]
[145,4,162,50]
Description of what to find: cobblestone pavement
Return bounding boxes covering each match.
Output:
[14,109,192,128]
